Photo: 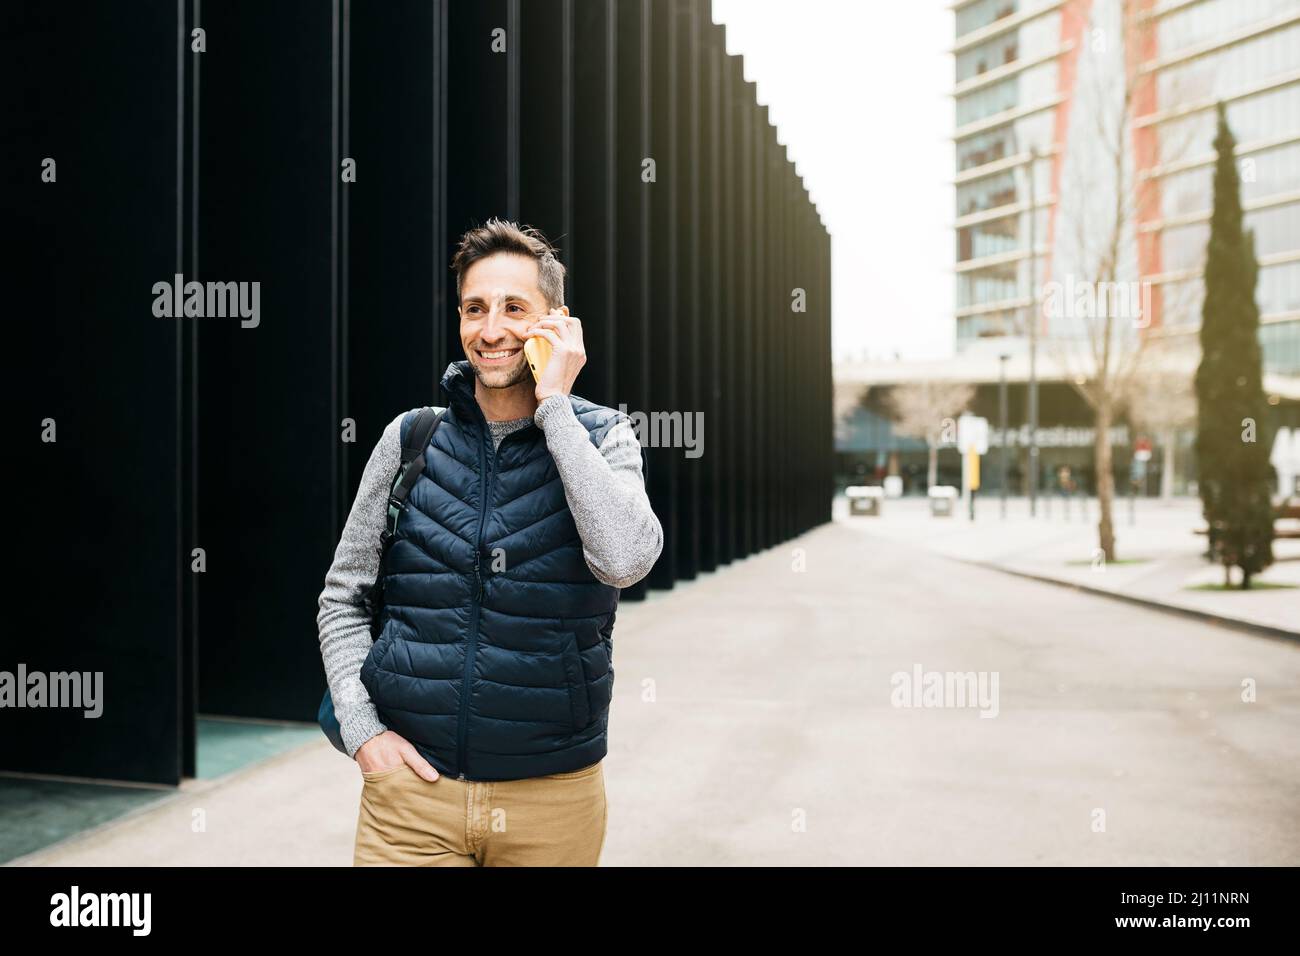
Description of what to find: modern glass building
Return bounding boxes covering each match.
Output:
[952,0,1300,377]
[952,0,1081,350]
[1138,0,1300,375]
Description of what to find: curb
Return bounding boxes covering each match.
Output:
[948,556,1300,644]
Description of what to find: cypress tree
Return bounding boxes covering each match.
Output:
[1194,103,1275,588]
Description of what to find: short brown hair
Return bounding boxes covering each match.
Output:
[450,217,566,309]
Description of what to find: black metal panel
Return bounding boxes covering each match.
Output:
[347,0,448,488]
[736,75,758,559]
[699,14,724,573]
[1,1,185,783]
[779,144,792,543]
[673,0,701,581]
[753,101,770,552]
[196,0,339,722]
[800,175,812,531]
[759,117,769,554]
[613,0,652,601]
[519,0,572,285]
[571,0,619,407]
[769,125,784,550]
[444,0,517,364]
[713,45,732,567]
[785,160,798,537]
[645,0,678,589]
[180,0,200,778]
[722,55,744,563]
[770,136,784,548]
[794,178,811,533]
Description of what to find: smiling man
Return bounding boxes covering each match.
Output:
[316,217,662,866]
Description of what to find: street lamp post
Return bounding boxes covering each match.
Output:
[999,353,1009,519]
[1026,144,1040,518]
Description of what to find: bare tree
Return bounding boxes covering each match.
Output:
[1041,0,1198,559]
[885,381,976,488]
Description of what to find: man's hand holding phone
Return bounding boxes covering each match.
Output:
[525,307,586,402]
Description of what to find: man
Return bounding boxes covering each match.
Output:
[316,218,662,866]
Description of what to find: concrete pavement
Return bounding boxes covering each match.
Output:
[848,494,1299,635]
[14,515,1300,865]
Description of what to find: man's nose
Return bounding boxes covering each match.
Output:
[479,306,509,342]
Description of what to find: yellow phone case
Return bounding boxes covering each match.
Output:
[524,336,553,383]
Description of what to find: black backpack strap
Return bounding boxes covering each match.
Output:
[383,407,445,538]
[364,407,444,634]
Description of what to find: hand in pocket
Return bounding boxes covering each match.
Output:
[355,730,439,781]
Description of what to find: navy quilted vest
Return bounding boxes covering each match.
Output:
[359,359,629,781]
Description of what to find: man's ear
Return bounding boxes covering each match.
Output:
[559,305,570,317]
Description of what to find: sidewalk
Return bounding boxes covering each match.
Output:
[11,516,1299,866]
[841,494,1299,636]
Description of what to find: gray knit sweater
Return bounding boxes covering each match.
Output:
[316,392,662,758]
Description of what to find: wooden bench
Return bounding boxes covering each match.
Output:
[1278,500,1300,538]
[1194,499,1300,538]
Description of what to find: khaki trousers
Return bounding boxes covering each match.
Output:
[353,759,607,866]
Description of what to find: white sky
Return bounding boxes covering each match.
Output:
[712,0,956,361]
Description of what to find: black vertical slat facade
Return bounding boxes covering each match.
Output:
[2,0,831,784]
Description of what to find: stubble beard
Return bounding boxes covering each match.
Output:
[471,352,532,390]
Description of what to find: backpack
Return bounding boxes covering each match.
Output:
[317,407,445,755]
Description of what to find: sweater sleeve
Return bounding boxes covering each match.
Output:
[533,393,663,588]
[315,407,426,757]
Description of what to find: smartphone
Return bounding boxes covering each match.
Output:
[524,335,552,383]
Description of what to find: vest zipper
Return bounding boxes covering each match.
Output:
[456,422,495,779]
